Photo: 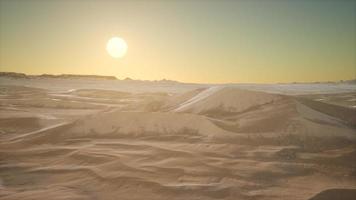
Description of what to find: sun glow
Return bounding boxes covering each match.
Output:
[106,37,128,58]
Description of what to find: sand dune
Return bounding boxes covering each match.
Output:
[8,111,234,145]
[1,84,356,200]
[171,87,281,117]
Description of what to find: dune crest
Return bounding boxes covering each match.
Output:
[172,87,281,116]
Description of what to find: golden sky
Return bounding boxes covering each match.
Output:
[0,0,355,83]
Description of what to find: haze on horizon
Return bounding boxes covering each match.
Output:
[0,0,355,84]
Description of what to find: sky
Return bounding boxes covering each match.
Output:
[0,0,355,83]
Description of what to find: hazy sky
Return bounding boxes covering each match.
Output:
[0,0,355,83]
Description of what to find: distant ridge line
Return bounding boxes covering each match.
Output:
[0,71,182,83]
[0,72,117,80]
[0,71,354,84]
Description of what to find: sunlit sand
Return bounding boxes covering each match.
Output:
[1,76,355,200]
[1,0,355,199]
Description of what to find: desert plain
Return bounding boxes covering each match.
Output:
[0,77,356,200]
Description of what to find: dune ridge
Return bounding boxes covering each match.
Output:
[1,85,356,200]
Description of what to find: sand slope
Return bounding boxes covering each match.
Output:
[1,85,356,200]
[172,87,281,116]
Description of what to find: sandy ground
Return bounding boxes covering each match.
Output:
[0,83,356,200]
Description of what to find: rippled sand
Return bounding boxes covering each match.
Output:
[1,85,356,200]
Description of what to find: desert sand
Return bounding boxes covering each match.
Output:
[0,80,356,200]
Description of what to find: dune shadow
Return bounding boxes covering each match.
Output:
[308,189,356,200]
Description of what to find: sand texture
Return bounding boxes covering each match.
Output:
[1,84,356,200]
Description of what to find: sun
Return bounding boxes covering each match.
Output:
[106,37,128,58]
